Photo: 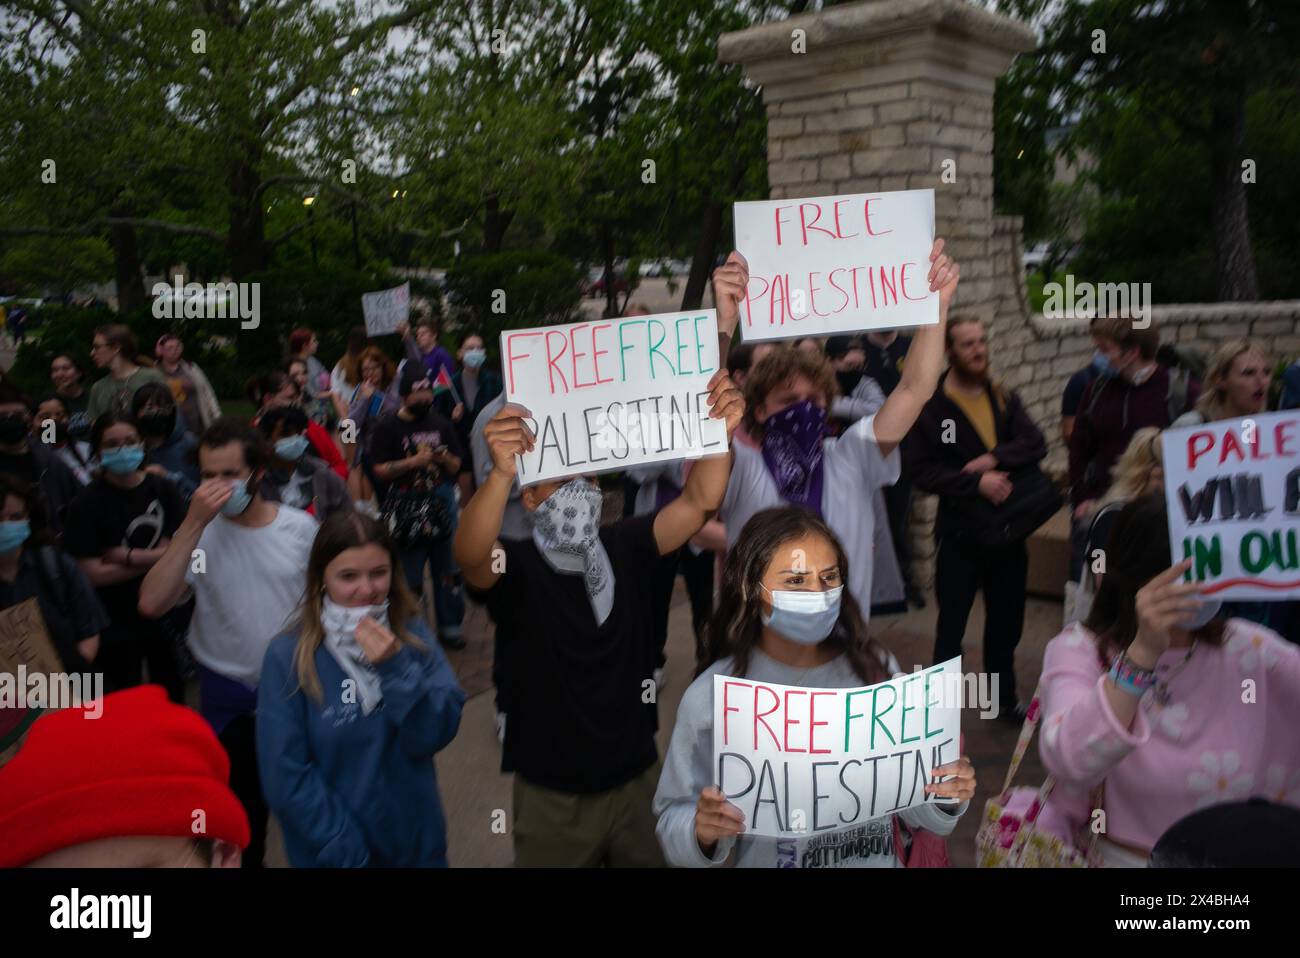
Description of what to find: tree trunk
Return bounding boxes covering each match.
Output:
[1208,80,1258,301]
[484,194,515,254]
[108,219,146,313]
[228,151,268,280]
[680,200,725,310]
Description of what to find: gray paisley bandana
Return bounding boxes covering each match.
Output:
[530,478,615,626]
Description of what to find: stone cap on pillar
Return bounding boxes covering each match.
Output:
[718,0,1036,91]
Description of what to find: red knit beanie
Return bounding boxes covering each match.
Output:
[0,685,250,866]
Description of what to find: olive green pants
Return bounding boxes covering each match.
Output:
[513,762,665,868]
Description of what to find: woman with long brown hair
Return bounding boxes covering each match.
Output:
[654,506,976,868]
[256,509,465,867]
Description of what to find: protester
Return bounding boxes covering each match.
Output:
[345,346,401,504]
[33,393,94,486]
[0,380,83,534]
[288,327,330,397]
[86,325,165,422]
[1068,427,1164,625]
[370,362,466,650]
[863,328,911,395]
[132,382,200,501]
[63,412,184,700]
[1171,338,1271,427]
[1281,358,1300,410]
[256,405,352,521]
[0,686,249,868]
[1038,495,1300,867]
[257,510,466,867]
[139,417,320,868]
[249,370,347,480]
[155,334,222,432]
[49,352,92,441]
[654,507,976,867]
[437,331,502,498]
[909,314,1054,721]
[1059,316,1107,444]
[399,316,456,381]
[330,326,368,400]
[0,473,106,675]
[454,364,743,866]
[287,356,347,433]
[1068,318,1198,519]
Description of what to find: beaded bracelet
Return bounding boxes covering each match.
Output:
[1108,651,1157,697]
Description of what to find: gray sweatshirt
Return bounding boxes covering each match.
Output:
[653,648,968,868]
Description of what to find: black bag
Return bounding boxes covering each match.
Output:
[962,466,1063,545]
[381,487,454,546]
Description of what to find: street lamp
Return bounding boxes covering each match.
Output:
[303,195,318,267]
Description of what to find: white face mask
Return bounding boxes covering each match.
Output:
[1179,598,1221,631]
[760,585,843,646]
[321,595,390,637]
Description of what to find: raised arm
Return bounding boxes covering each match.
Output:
[872,239,960,458]
[453,402,534,590]
[138,480,228,618]
[652,370,744,556]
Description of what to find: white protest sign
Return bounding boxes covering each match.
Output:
[1162,411,1300,601]
[361,281,410,336]
[733,188,938,342]
[500,310,727,487]
[711,656,963,839]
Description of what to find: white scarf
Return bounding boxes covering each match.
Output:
[530,479,615,626]
[320,597,391,715]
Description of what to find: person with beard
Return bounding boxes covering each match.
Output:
[907,315,1051,721]
[256,404,352,522]
[716,240,960,625]
[132,382,200,502]
[139,417,319,867]
[370,362,467,650]
[62,412,185,700]
[0,380,81,533]
[33,393,94,486]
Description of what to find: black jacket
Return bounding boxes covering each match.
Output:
[907,371,1048,540]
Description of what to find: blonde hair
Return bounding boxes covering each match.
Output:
[1194,338,1270,422]
[292,511,425,704]
[1096,427,1164,512]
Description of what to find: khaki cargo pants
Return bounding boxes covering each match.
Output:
[513,762,665,867]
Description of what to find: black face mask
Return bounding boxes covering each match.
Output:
[0,414,29,444]
[836,369,864,397]
[138,410,177,438]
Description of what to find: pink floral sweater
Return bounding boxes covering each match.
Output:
[1038,618,1300,852]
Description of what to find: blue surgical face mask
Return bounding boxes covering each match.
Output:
[274,434,310,462]
[0,519,31,553]
[761,584,843,646]
[1180,598,1222,631]
[100,445,145,474]
[463,348,487,369]
[221,477,254,516]
[1090,349,1113,376]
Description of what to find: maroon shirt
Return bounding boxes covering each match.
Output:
[1068,364,1200,504]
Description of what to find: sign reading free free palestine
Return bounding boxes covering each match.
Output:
[1162,411,1300,601]
[712,656,963,839]
[500,310,727,487]
[733,188,938,342]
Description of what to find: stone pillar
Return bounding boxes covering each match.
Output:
[719,0,1036,589]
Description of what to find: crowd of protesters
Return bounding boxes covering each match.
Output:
[1,244,1299,872]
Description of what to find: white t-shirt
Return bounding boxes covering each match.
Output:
[185,504,319,688]
[721,414,900,617]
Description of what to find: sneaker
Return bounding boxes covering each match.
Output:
[653,666,666,691]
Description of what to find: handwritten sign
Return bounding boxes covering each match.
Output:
[1162,411,1300,600]
[0,598,63,767]
[733,189,937,342]
[711,656,963,839]
[501,310,727,487]
[361,281,410,336]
